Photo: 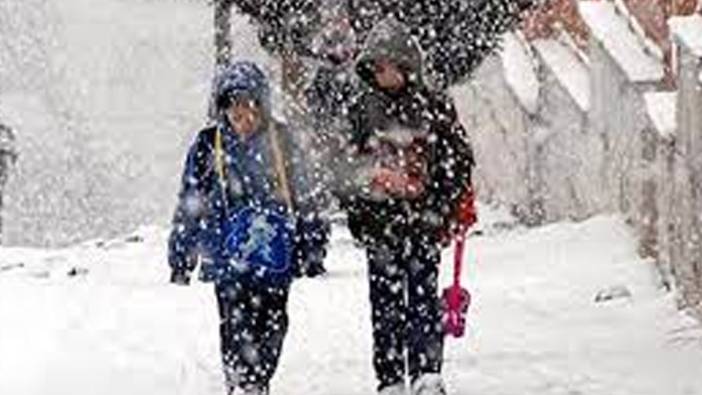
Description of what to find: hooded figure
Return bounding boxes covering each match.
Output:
[169,61,328,284]
[339,18,475,395]
[167,61,328,395]
[341,17,474,244]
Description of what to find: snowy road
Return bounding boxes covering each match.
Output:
[1,208,701,395]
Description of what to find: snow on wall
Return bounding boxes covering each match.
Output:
[460,7,702,312]
[531,38,600,223]
[452,56,533,221]
[670,14,702,58]
[580,1,665,83]
[532,38,591,112]
[644,92,678,137]
[612,0,665,61]
[460,11,672,229]
[501,33,540,114]
[0,0,272,246]
[456,33,598,226]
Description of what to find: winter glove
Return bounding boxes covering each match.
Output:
[292,235,329,278]
[170,269,192,286]
[292,216,330,278]
[294,254,328,278]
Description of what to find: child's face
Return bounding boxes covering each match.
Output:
[227,99,262,136]
[374,59,406,92]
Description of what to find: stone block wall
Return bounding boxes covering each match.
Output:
[457,2,702,313]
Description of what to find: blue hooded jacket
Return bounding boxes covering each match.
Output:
[168,61,328,285]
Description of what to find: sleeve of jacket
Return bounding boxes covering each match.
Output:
[282,123,331,276]
[167,131,213,284]
[425,94,475,232]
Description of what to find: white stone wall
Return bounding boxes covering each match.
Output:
[532,40,596,223]
[458,10,702,313]
[453,55,534,223]
[660,16,702,308]
[456,34,602,227]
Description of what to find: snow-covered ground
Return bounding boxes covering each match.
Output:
[1,208,701,395]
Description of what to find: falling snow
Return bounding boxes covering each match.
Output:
[1,0,702,394]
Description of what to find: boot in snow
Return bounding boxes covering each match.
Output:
[411,374,447,395]
[379,382,408,395]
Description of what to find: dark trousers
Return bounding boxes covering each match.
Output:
[366,236,444,390]
[215,282,290,393]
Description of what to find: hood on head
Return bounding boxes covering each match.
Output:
[214,61,271,116]
[355,16,423,88]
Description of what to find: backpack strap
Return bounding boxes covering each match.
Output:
[214,128,231,214]
[268,125,295,210]
[214,125,295,211]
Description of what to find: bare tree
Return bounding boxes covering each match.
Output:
[0,121,17,243]
[214,0,234,68]
[212,0,307,116]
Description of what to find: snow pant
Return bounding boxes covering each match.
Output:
[215,281,290,394]
[366,236,444,391]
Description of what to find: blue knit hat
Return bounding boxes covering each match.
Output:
[214,61,271,112]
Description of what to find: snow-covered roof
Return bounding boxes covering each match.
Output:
[644,91,677,138]
[579,1,664,83]
[501,33,540,114]
[670,15,702,58]
[532,38,591,112]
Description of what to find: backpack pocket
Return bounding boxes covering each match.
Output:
[221,204,297,286]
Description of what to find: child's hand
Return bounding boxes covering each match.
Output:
[294,258,327,278]
[170,270,191,286]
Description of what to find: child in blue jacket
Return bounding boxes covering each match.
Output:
[168,61,328,395]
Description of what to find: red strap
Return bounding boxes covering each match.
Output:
[453,234,465,287]
[453,186,476,287]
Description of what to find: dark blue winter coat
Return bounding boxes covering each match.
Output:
[168,61,329,285]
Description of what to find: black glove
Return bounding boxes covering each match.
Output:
[292,215,330,278]
[170,269,192,286]
[305,259,327,278]
[292,245,328,278]
[297,255,328,278]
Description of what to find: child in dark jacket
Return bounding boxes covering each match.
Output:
[168,61,328,395]
[338,18,475,395]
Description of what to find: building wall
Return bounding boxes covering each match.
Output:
[668,28,702,307]
[534,59,595,223]
[462,8,702,314]
[453,56,533,221]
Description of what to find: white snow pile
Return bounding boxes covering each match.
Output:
[501,33,540,114]
[2,208,702,395]
[579,1,664,83]
[644,92,678,137]
[532,37,591,112]
[670,14,702,58]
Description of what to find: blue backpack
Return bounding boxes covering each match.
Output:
[213,127,297,286]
